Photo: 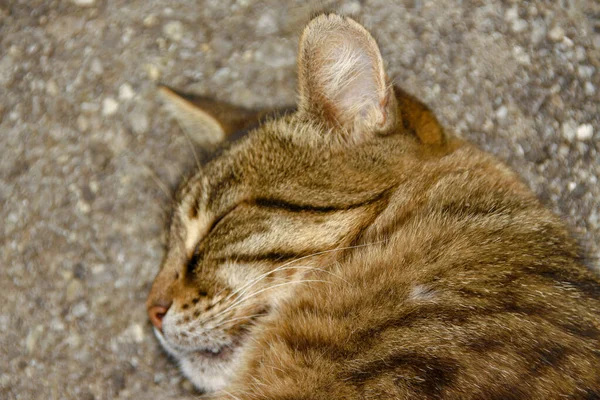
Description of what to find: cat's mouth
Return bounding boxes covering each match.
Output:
[154,326,248,362]
[194,342,237,360]
[156,307,271,364]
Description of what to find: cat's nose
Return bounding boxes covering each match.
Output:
[148,300,172,331]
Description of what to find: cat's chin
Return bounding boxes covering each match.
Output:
[153,327,242,392]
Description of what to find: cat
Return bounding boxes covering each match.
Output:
[147,14,600,399]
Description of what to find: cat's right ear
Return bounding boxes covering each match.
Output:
[158,86,270,145]
[297,14,398,144]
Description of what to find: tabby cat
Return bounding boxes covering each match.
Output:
[147,14,600,399]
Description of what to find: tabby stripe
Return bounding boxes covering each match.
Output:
[253,189,391,214]
[341,351,459,395]
[253,198,352,213]
[214,250,318,265]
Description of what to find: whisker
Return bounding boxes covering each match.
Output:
[142,164,172,200]
[217,240,386,306]
[209,313,266,330]
[179,123,202,171]
[209,279,323,323]
[216,279,332,318]
[220,390,242,400]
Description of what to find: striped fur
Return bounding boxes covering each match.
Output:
[147,14,600,398]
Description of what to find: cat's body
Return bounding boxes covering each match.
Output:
[147,14,600,399]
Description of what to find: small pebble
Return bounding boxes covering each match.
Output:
[504,6,518,22]
[338,1,362,15]
[577,65,594,80]
[163,21,184,41]
[72,0,95,6]
[25,325,44,354]
[102,97,119,116]
[143,14,158,28]
[512,19,527,33]
[495,105,508,120]
[71,301,88,318]
[90,58,104,75]
[548,26,565,42]
[128,111,149,134]
[530,19,546,44]
[118,83,135,100]
[76,115,89,131]
[584,82,596,96]
[576,124,593,141]
[81,102,99,113]
[562,120,577,141]
[575,46,586,62]
[129,323,144,343]
[256,12,279,36]
[144,64,161,81]
[66,279,83,302]
[46,80,59,96]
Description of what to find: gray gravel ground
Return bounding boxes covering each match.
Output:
[1,0,599,399]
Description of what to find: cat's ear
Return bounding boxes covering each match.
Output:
[297,14,397,143]
[158,86,272,145]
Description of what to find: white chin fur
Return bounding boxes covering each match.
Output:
[180,357,233,392]
[153,327,237,393]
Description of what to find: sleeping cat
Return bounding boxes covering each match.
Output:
[147,14,600,399]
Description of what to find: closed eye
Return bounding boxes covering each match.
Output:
[185,203,242,276]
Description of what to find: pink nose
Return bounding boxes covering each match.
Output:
[148,302,172,331]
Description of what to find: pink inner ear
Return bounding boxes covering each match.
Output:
[325,43,380,121]
[298,15,394,139]
[302,21,389,133]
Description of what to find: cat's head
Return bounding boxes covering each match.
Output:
[146,14,445,393]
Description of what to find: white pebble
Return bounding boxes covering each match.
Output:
[163,21,184,41]
[576,124,594,141]
[143,14,158,28]
[338,1,361,15]
[130,323,144,343]
[71,302,88,318]
[102,97,119,116]
[512,19,528,33]
[584,82,596,96]
[46,80,59,96]
[504,7,518,22]
[495,105,508,120]
[90,58,104,75]
[562,120,577,141]
[118,83,135,100]
[577,65,595,79]
[548,26,565,42]
[128,111,149,134]
[72,0,95,6]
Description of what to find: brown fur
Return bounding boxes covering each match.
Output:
[147,14,600,399]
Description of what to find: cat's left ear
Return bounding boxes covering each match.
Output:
[158,86,273,145]
[297,14,397,143]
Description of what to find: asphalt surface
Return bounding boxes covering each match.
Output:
[1,1,599,399]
